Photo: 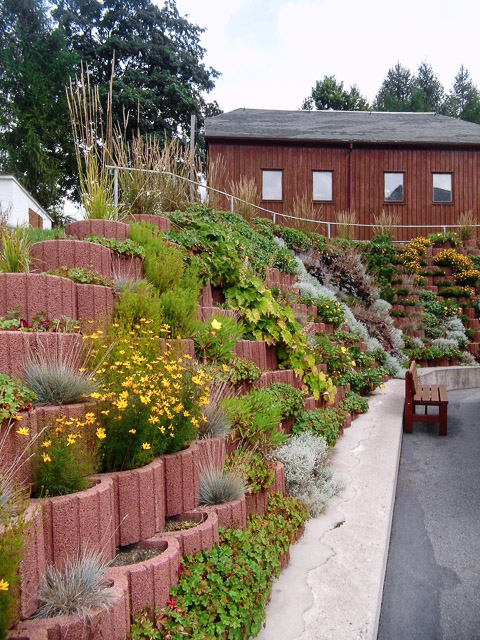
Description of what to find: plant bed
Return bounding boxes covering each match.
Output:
[159,510,219,557]
[109,544,165,568]
[198,495,247,531]
[31,239,113,280]
[106,537,179,620]
[66,220,130,242]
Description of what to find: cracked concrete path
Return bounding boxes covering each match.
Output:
[257,379,404,640]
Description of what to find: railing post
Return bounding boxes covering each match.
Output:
[113,168,118,209]
[327,222,331,239]
[443,225,447,234]
[230,196,234,213]
[273,212,276,224]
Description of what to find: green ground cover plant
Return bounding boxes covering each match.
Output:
[292,407,347,447]
[129,493,308,640]
[48,267,114,287]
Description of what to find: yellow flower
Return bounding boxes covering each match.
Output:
[41,440,52,448]
[115,399,128,410]
[129,429,136,434]
[380,383,385,389]
[101,409,110,416]
[211,318,222,331]
[0,579,9,591]
[142,442,151,450]
[16,427,30,436]
[66,434,77,446]
[96,428,106,440]
[90,392,101,399]
[42,452,51,463]
[85,413,95,424]
[12,414,22,421]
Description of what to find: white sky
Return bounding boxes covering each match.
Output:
[172,0,480,113]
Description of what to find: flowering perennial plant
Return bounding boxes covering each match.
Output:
[400,237,432,273]
[91,334,211,472]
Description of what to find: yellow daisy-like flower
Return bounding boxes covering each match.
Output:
[16,427,30,436]
[148,416,159,424]
[66,434,77,446]
[42,452,52,463]
[96,428,106,440]
[211,318,222,331]
[85,413,95,424]
[101,410,110,416]
[0,579,9,591]
[115,399,128,410]
[129,429,136,434]
[142,442,151,450]
[12,414,22,421]
[90,392,101,399]
[41,440,52,448]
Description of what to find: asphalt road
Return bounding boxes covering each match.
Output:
[378,388,480,640]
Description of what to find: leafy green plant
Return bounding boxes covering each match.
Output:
[49,266,113,287]
[361,235,397,286]
[292,407,346,447]
[341,368,387,395]
[340,391,369,415]
[85,235,146,258]
[131,492,308,640]
[279,227,311,252]
[33,548,114,618]
[260,383,304,421]
[193,316,245,363]
[0,374,34,422]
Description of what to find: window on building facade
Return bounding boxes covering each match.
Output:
[262,170,283,200]
[312,171,333,201]
[432,173,452,202]
[384,172,404,202]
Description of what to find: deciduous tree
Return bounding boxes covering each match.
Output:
[302,75,369,111]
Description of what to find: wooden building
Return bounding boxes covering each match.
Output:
[204,109,480,240]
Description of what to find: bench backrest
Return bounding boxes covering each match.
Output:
[405,360,418,399]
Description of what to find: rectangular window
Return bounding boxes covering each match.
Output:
[433,173,452,202]
[313,171,333,201]
[384,172,404,202]
[262,170,282,201]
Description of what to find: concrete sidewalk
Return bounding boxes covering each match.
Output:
[257,379,404,640]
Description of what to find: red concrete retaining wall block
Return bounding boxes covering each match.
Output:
[161,443,200,517]
[0,331,83,379]
[101,457,165,547]
[76,283,115,323]
[15,506,46,622]
[31,240,112,280]
[106,537,179,619]
[195,437,227,473]
[40,476,116,569]
[0,274,76,324]
[201,495,247,531]
[66,220,130,242]
[255,369,303,390]
[111,254,143,281]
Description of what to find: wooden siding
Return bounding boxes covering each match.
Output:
[208,141,480,241]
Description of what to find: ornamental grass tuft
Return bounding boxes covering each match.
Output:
[33,548,114,619]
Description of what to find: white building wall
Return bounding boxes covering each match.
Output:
[0,177,52,229]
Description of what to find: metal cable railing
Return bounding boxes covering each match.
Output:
[106,165,480,239]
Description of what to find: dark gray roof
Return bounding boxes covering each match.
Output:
[205,109,480,146]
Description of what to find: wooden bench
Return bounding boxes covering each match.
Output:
[404,361,448,436]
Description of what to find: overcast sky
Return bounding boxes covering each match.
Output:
[172,0,480,113]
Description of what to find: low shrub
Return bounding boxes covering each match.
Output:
[341,368,387,395]
[85,235,145,258]
[49,266,113,288]
[193,316,245,363]
[340,391,369,415]
[260,383,304,421]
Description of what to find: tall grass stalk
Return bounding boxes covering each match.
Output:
[335,210,357,241]
[457,210,477,242]
[372,210,400,240]
[288,193,321,234]
[67,65,116,220]
[0,225,31,273]
[206,155,229,212]
[228,176,260,223]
